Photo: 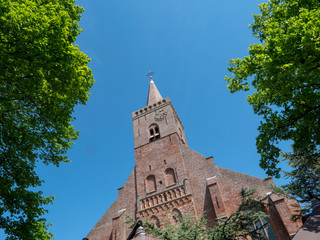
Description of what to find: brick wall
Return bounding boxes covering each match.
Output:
[85,97,302,240]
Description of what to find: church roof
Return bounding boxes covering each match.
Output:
[146,77,162,106]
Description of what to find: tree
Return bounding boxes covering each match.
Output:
[142,213,213,240]
[225,0,320,177]
[281,149,320,201]
[212,188,270,240]
[128,189,270,240]
[271,148,320,220]
[0,0,94,239]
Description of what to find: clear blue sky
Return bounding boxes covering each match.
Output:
[34,0,291,239]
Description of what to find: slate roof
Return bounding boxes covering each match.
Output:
[292,199,320,240]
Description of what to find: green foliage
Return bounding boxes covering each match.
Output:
[225,0,320,177]
[212,188,269,240]
[147,213,213,240]
[281,148,320,201]
[271,148,320,220]
[127,213,213,240]
[127,189,271,240]
[0,0,94,239]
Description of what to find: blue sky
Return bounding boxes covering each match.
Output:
[33,0,293,239]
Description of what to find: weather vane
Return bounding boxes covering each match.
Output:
[146,69,154,80]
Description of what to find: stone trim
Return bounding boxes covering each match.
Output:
[138,184,189,212]
[137,194,192,217]
[132,98,170,119]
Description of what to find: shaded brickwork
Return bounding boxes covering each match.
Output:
[85,80,302,240]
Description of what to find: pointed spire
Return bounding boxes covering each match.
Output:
[146,75,163,106]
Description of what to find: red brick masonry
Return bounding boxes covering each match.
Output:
[86,96,301,240]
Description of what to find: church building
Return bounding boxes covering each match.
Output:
[85,76,302,240]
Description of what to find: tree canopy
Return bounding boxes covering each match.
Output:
[0,0,94,239]
[271,148,320,219]
[281,149,320,201]
[225,0,320,177]
[212,188,270,240]
[141,213,212,240]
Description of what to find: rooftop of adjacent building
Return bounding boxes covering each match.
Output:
[292,198,320,240]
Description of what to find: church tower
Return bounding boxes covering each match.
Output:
[132,76,195,226]
[133,75,187,149]
[85,76,302,240]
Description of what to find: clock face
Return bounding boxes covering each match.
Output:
[154,109,168,122]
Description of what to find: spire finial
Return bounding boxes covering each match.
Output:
[146,70,162,106]
[146,69,154,81]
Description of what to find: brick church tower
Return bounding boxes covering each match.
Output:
[85,77,302,240]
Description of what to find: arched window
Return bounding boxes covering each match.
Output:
[149,124,160,142]
[165,168,176,187]
[146,175,156,193]
[246,207,277,240]
[150,215,160,228]
[172,208,182,223]
[249,216,277,240]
